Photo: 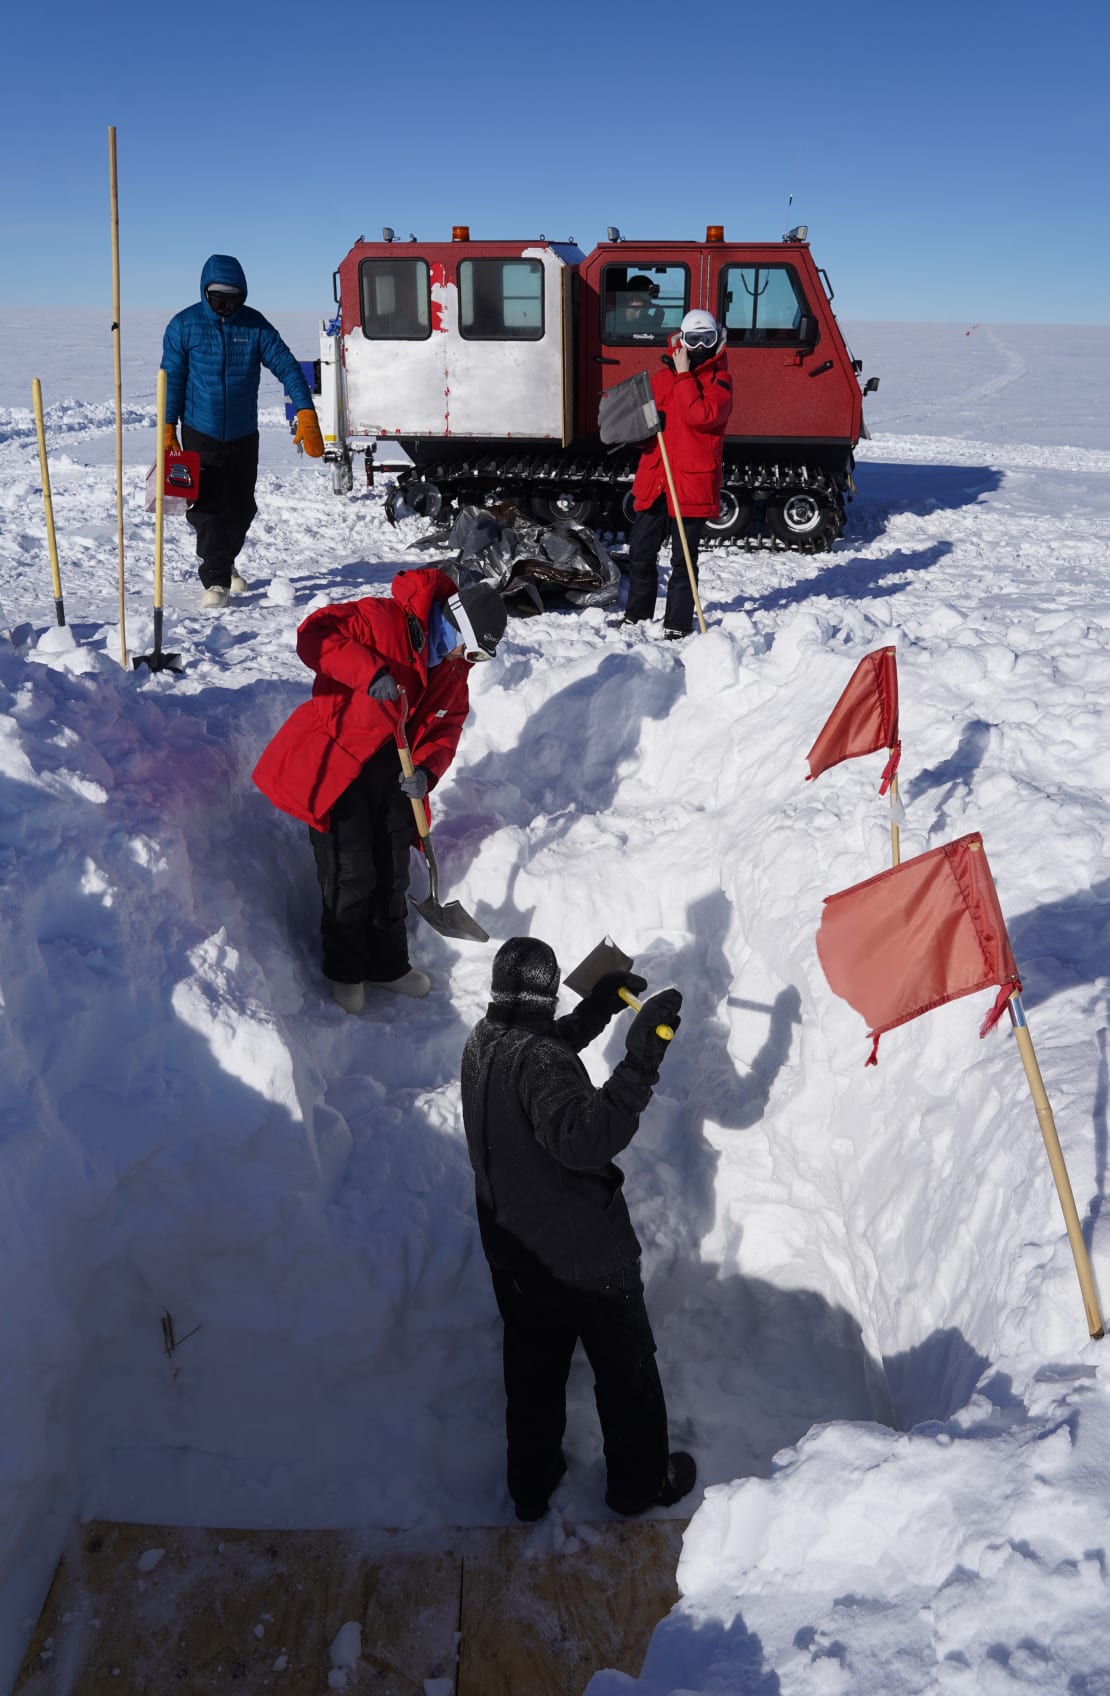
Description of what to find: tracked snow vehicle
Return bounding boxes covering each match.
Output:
[308,224,878,551]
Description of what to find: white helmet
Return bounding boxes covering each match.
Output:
[679,309,721,351]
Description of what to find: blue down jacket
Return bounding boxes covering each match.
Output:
[161,255,313,442]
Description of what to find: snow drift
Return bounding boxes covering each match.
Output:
[1,316,1109,1694]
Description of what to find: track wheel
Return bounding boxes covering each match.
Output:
[766,491,841,550]
[704,488,754,543]
[530,489,601,526]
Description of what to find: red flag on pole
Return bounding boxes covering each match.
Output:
[816,832,1021,1065]
[806,647,901,794]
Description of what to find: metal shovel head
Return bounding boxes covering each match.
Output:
[408,833,489,943]
[563,935,634,997]
[134,652,183,674]
[410,891,489,943]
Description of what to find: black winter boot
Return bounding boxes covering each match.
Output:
[606,1451,696,1516]
[513,1455,567,1523]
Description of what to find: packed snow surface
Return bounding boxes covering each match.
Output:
[1,314,1109,1695]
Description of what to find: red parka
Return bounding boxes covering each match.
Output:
[253,567,471,833]
[631,349,733,518]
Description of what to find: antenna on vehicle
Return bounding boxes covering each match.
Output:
[382,227,394,242]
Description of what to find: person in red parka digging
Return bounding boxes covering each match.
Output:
[253,569,507,1012]
[621,310,733,638]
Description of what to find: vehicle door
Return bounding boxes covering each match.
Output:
[708,251,859,443]
[578,256,695,435]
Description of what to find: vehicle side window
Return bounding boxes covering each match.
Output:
[602,264,688,346]
[719,266,812,346]
[359,259,431,340]
[459,259,544,340]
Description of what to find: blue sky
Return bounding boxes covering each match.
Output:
[3,0,1107,324]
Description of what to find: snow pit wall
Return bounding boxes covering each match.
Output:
[0,602,1098,1690]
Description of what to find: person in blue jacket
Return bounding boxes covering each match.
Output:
[161,255,324,609]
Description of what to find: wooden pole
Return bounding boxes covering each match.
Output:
[31,378,65,626]
[657,435,708,636]
[1008,991,1104,1339]
[889,767,901,867]
[108,126,129,668]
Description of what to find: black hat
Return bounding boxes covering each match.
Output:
[446,582,508,658]
[490,937,560,1009]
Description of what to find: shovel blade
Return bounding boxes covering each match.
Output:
[410,894,489,944]
[134,651,183,674]
[563,935,634,997]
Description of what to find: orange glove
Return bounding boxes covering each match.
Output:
[293,408,324,458]
[163,424,181,453]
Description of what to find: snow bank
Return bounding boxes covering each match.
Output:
[2,319,1110,1694]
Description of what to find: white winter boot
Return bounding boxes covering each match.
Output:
[230,571,248,593]
[367,969,431,999]
[329,979,366,1014]
[201,585,229,610]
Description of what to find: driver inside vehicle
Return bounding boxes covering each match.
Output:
[608,276,664,340]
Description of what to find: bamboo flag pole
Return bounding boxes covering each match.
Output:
[657,434,708,636]
[108,125,129,668]
[31,378,65,626]
[889,768,901,867]
[1008,990,1104,1338]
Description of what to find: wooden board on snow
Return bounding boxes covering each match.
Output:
[458,1521,685,1694]
[15,1518,685,1695]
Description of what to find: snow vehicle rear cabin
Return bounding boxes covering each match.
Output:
[309,224,878,550]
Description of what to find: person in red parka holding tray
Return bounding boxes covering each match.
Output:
[621,310,733,639]
[253,569,507,1012]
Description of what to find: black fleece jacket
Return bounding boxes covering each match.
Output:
[460,993,661,1284]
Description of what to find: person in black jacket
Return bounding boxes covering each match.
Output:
[460,936,694,1522]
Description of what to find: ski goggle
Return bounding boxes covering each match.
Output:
[447,593,498,661]
[205,287,245,314]
[680,327,718,350]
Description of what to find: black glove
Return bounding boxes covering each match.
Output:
[398,767,428,799]
[368,669,400,701]
[584,969,647,1019]
[625,988,682,1073]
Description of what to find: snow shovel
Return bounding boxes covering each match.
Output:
[396,692,488,943]
[564,936,674,1040]
[134,367,182,674]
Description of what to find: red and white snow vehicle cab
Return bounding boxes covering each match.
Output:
[306,223,878,551]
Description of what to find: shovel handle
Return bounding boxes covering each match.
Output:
[618,987,674,1042]
[396,741,430,839]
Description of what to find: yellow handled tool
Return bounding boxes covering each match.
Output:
[565,937,675,1042]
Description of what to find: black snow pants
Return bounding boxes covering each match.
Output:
[309,742,415,985]
[490,1259,669,1515]
[182,424,259,589]
[623,496,705,634]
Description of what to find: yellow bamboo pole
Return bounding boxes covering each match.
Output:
[1008,991,1103,1338]
[889,767,901,867]
[108,126,129,667]
[31,378,65,626]
[657,434,708,635]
